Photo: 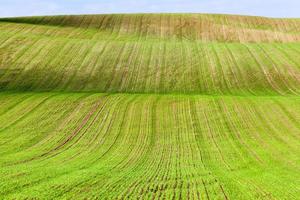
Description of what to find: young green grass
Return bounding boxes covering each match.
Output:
[0,93,299,199]
[0,14,299,199]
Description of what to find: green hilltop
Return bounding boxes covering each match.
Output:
[0,14,300,95]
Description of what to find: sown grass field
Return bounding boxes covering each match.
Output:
[0,14,299,199]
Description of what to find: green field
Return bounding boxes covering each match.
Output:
[0,14,299,199]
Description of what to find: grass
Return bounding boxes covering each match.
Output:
[0,14,300,95]
[0,14,299,199]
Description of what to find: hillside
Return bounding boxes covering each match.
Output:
[0,14,300,95]
[0,14,299,199]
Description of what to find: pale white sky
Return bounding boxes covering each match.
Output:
[0,0,299,18]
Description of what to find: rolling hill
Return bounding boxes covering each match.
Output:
[0,14,299,199]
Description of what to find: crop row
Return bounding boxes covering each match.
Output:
[0,29,300,95]
[0,92,299,199]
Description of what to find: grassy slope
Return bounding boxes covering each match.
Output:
[0,14,299,199]
[0,14,300,95]
[0,92,299,199]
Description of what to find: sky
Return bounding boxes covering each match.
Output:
[0,0,299,18]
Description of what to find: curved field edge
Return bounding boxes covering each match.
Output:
[0,92,299,199]
[1,14,300,42]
